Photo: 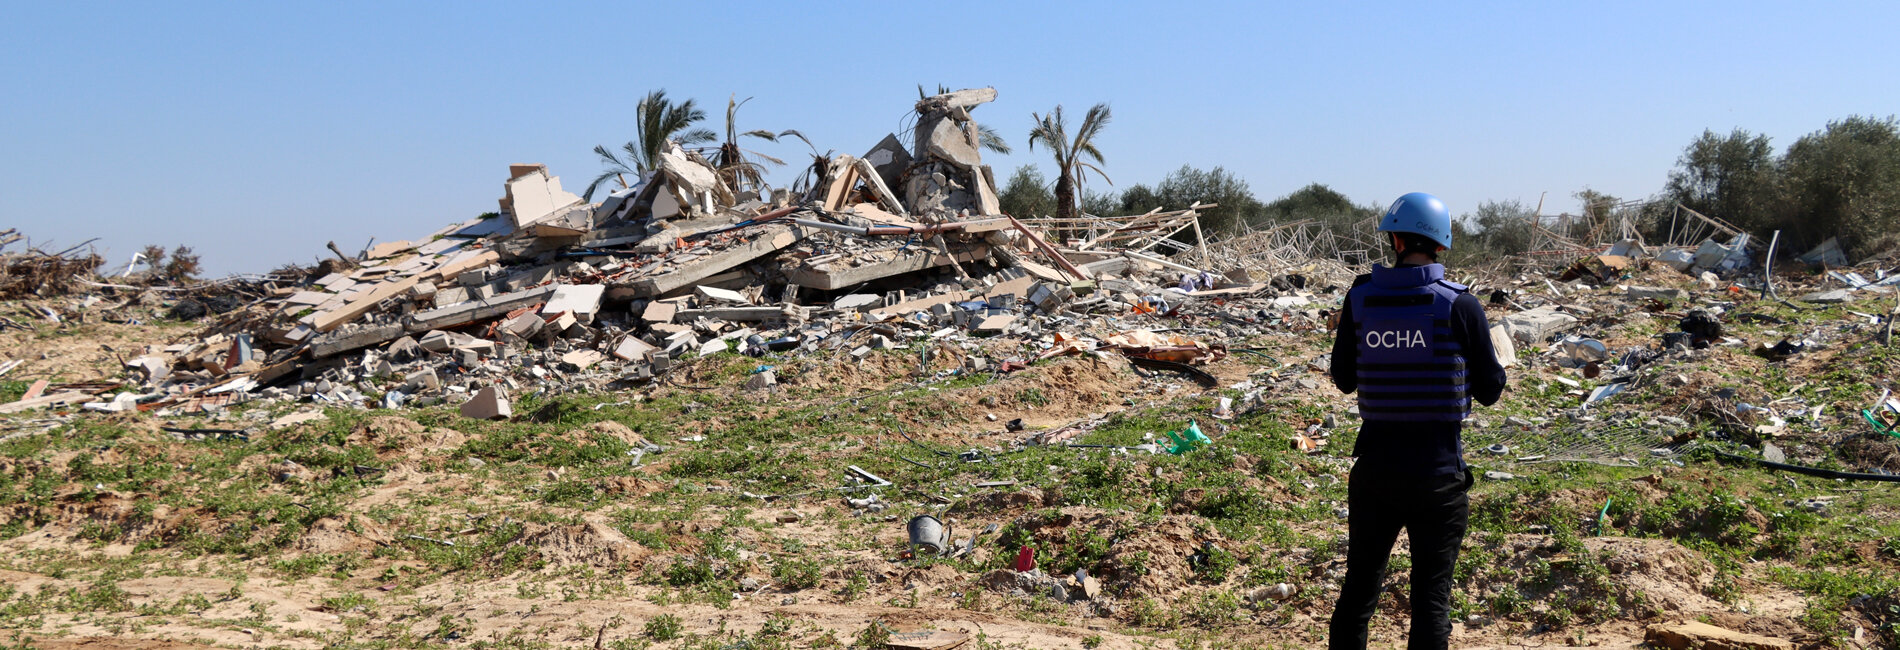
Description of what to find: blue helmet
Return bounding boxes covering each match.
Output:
[1379,192,1453,250]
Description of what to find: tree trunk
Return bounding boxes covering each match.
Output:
[1054,171,1076,241]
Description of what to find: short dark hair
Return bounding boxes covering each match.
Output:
[1391,232,1441,260]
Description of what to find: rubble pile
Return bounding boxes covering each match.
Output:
[0,229,104,300]
[74,89,1297,417]
[5,88,1896,475]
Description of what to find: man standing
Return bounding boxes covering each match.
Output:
[1328,192,1508,650]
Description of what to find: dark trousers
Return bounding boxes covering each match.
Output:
[1328,465,1471,650]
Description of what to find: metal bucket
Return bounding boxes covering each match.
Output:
[906,515,949,556]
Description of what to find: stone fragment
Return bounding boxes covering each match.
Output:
[460,386,512,420]
[641,301,678,323]
[743,370,776,391]
[1500,307,1578,345]
[1644,621,1792,650]
[561,349,605,370]
[1627,286,1688,301]
[1799,289,1854,304]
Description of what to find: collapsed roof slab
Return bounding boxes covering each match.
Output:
[621,226,804,298]
[785,243,991,290]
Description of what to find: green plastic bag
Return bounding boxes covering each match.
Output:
[1164,421,1213,455]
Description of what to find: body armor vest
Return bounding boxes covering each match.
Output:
[1349,263,1470,422]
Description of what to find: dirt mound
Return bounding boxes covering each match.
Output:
[956,487,1046,515]
[512,518,645,568]
[1464,535,1729,627]
[1584,537,1725,615]
[962,355,1133,415]
[295,515,391,554]
[1,487,196,546]
[779,346,962,392]
[995,507,1224,599]
[510,420,651,460]
[570,420,648,446]
[349,416,466,456]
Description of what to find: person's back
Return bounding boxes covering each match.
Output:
[1327,193,1508,650]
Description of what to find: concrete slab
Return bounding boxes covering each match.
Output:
[695,285,749,305]
[624,227,801,297]
[972,314,1015,335]
[1500,307,1579,346]
[641,300,678,323]
[503,169,583,229]
[541,283,605,316]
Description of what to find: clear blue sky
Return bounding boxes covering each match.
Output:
[5,1,1896,275]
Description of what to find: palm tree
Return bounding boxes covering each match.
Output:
[710,95,810,194]
[919,84,1011,154]
[584,89,717,201]
[1027,103,1112,222]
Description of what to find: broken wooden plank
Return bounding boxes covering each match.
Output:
[0,391,94,414]
[1005,214,1089,280]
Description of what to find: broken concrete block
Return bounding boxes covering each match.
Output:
[503,311,545,338]
[1500,307,1578,346]
[405,368,440,392]
[457,266,495,287]
[832,294,883,312]
[125,356,170,383]
[419,330,454,353]
[743,370,776,392]
[542,283,605,316]
[1799,289,1854,304]
[613,336,656,361]
[1627,286,1688,301]
[697,338,728,357]
[434,286,469,306]
[502,168,583,229]
[695,285,749,305]
[561,349,605,370]
[642,300,679,324]
[1644,621,1791,650]
[460,386,512,420]
[387,336,422,361]
[973,314,1015,335]
[922,114,983,170]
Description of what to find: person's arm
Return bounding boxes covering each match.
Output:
[1330,294,1358,395]
[1451,293,1507,405]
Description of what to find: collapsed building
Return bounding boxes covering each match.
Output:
[92,89,1261,416]
[14,87,1892,460]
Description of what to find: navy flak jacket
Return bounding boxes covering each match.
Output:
[1330,263,1508,477]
